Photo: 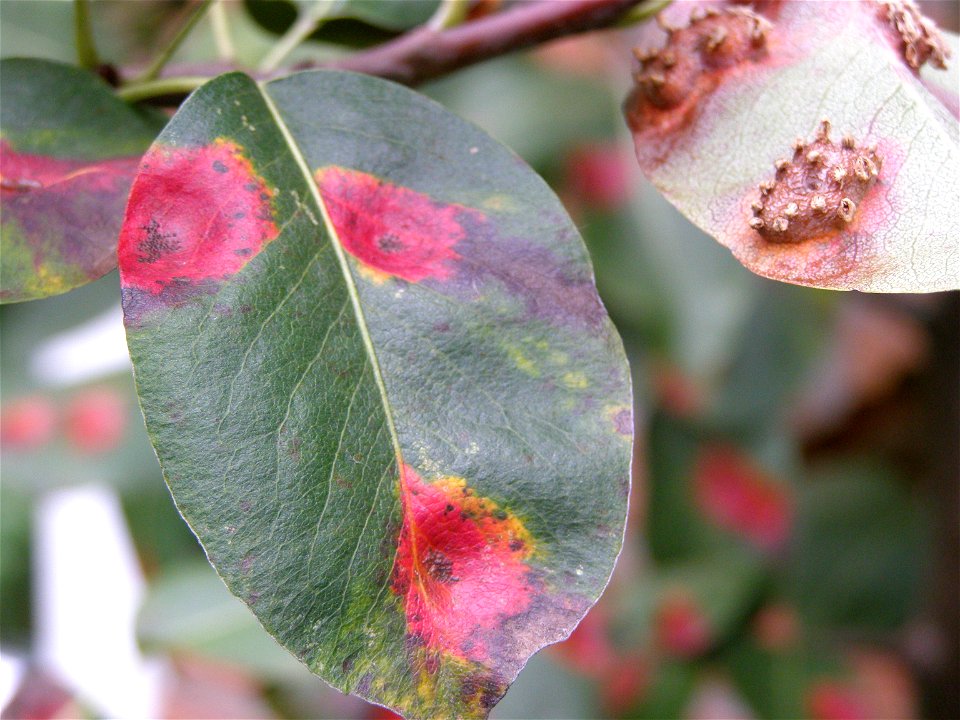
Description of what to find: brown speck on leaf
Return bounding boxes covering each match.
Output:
[750,120,882,242]
[838,197,857,223]
[423,548,458,583]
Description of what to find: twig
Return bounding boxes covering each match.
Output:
[258,0,334,74]
[124,0,648,103]
[116,76,210,103]
[135,0,213,83]
[74,0,100,70]
[210,0,235,63]
[323,0,645,86]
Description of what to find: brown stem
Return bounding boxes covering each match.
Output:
[139,0,646,104]
[316,0,645,86]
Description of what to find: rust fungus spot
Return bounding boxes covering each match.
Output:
[877,0,950,71]
[630,7,771,113]
[750,120,882,243]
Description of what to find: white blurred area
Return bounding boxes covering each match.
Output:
[33,486,166,718]
[2,304,167,717]
[30,303,131,387]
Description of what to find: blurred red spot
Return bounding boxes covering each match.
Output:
[655,592,712,658]
[807,681,870,720]
[118,139,277,294]
[752,602,799,651]
[600,654,649,716]
[0,395,57,449]
[564,143,633,211]
[551,606,617,674]
[316,167,474,283]
[652,362,705,418]
[65,388,125,453]
[392,464,534,663]
[693,445,792,552]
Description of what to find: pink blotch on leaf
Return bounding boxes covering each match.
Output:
[315,166,473,283]
[0,140,138,195]
[693,445,792,552]
[117,139,278,294]
[391,464,534,664]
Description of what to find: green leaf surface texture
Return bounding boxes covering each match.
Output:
[625,1,959,292]
[0,58,164,302]
[118,70,632,719]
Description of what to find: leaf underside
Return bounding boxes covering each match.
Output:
[118,70,632,719]
[625,1,959,292]
[0,58,164,303]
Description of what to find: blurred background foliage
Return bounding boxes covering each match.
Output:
[1,1,957,718]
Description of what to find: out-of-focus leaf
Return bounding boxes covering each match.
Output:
[119,71,632,719]
[0,59,164,303]
[426,56,619,173]
[647,413,794,562]
[621,549,765,659]
[0,486,32,643]
[139,561,315,682]
[631,660,696,720]
[625,1,959,292]
[784,463,929,631]
[726,629,855,720]
[710,282,833,431]
[0,0,74,62]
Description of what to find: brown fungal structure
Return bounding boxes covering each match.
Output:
[750,120,883,243]
[876,0,950,70]
[632,6,772,112]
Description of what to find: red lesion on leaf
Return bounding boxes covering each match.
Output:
[117,138,278,295]
[315,166,480,283]
[0,140,138,195]
[727,134,905,288]
[693,445,793,553]
[391,464,535,665]
[625,6,773,164]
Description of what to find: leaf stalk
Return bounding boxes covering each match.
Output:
[73,0,101,70]
[134,0,214,83]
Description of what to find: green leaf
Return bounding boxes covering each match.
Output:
[625,2,959,292]
[119,70,632,719]
[784,463,928,631]
[0,59,164,303]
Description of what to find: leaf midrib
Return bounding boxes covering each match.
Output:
[256,80,406,470]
